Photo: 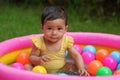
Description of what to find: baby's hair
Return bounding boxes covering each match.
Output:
[41,6,67,26]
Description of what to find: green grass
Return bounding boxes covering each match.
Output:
[0,5,42,41]
[0,5,120,42]
[67,8,120,34]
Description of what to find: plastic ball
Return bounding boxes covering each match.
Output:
[74,44,82,54]
[32,66,47,74]
[117,63,120,70]
[96,49,109,62]
[16,52,29,65]
[83,45,96,55]
[65,50,70,58]
[82,51,95,64]
[11,62,25,70]
[110,51,120,63]
[87,60,103,75]
[65,50,68,56]
[96,66,112,76]
[102,56,117,70]
[58,73,68,76]
[113,70,120,75]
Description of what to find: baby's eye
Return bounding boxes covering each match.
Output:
[47,28,52,30]
[58,28,62,30]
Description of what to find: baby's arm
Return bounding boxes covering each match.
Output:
[29,45,51,66]
[68,46,89,76]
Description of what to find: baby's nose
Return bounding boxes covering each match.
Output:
[52,30,57,35]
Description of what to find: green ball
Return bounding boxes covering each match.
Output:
[96,66,112,76]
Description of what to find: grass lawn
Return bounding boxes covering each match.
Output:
[0,5,120,42]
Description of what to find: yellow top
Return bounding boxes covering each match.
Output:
[31,36,73,73]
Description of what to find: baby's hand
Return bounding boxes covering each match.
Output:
[78,68,90,76]
[39,55,51,64]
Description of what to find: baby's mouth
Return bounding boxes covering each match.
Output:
[51,37,58,39]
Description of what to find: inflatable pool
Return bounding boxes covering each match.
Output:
[0,32,120,80]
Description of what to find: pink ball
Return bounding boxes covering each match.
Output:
[82,51,95,64]
[102,56,117,70]
[11,62,25,70]
[74,44,82,54]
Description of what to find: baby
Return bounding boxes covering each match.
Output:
[25,6,89,76]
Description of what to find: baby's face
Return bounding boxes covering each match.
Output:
[41,19,67,43]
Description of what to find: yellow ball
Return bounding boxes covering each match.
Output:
[32,66,47,74]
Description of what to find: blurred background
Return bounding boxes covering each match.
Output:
[0,0,120,42]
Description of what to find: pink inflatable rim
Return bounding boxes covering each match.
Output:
[0,32,120,80]
[0,32,120,56]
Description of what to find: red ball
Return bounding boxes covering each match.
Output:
[87,60,103,75]
[96,49,109,62]
[114,70,120,75]
[16,52,29,65]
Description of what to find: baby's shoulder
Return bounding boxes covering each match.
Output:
[64,36,74,48]
[65,36,73,41]
[30,36,43,49]
[31,36,42,41]
[31,36,43,44]
[31,36,42,39]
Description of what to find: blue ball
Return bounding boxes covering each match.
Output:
[110,51,120,63]
[83,45,96,55]
[58,73,68,76]
[117,63,120,70]
[65,50,68,56]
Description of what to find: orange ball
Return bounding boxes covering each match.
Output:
[87,60,103,75]
[16,52,29,65]
[96,49,109,62]
[113,70,120,75]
